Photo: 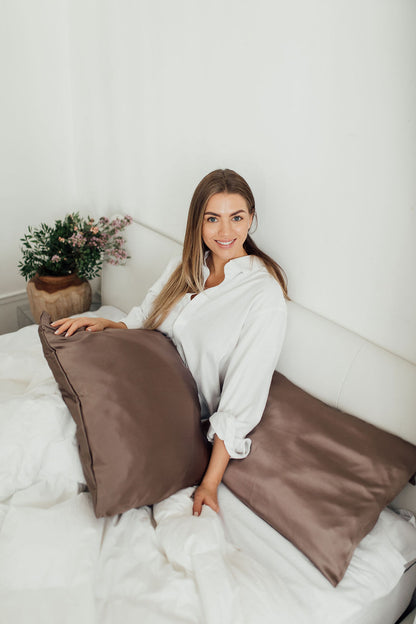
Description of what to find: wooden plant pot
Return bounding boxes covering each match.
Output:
[27,274,92,323]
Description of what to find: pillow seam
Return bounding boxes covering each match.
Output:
[40,325,97,494]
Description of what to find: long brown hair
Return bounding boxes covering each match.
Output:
[143,169,288,329]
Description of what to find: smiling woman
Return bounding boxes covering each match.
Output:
[51,169,289,516]
[202,193,253,287]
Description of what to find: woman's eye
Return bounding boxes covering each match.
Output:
[232,215,243,222]
[207,217,217,223]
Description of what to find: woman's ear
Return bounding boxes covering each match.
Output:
[249,212,258,234]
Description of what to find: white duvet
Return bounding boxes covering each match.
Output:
[0,311,415,624]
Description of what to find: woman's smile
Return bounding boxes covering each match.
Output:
[215,238,236,247]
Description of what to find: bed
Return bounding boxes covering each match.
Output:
[1,220,415,624]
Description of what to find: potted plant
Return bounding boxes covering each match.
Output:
[19,212,132,323]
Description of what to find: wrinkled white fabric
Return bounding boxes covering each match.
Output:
[153,488,306,624]
[121,254,287,458]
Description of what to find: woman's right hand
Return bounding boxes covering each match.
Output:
[50,316,126,337]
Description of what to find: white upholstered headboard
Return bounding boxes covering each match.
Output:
[102,220,416,512]
[102,220,183,314]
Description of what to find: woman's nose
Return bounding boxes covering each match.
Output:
[218,220,231,237]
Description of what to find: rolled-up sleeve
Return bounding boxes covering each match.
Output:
[207,302,287,459]
[120,257,181,329]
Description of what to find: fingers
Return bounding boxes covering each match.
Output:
[192,489,219,517]
[50,318,70,328]
[193,493,203,517]
[64,319,89,337]
[51,316,107,337]
[51,318,75,335]
[86,324,102,332]
[51,317,93,337]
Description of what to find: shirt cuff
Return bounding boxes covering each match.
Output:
[118,310,144,329]
[207,411,251,459]
[119,317,135,329]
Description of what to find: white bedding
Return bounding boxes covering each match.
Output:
[1,307,415,624]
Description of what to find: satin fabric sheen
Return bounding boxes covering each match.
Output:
[38,312,209,517]
[223,373,416,586]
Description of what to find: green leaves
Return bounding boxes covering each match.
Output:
[18,212,132,281]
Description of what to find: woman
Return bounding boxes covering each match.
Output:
[52,169,288,516]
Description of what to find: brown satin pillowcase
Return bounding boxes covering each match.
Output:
[223,372,416,586]
[38,312,209,517]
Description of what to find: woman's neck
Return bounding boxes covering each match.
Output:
[206,253,225,280]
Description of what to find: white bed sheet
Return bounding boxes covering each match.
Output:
[0,307,415,624]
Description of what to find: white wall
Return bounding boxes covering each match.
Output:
[0,0,76,331]
[0,1,76,292]
[1,0,415,363]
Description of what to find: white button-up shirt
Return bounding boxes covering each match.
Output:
[121,254,287,459]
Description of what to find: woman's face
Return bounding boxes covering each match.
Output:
[202,192,253,265]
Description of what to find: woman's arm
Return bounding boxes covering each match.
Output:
[192,434,230,516]
[193,296,287,516]
[52,256,182,336]
[207,301,287,460]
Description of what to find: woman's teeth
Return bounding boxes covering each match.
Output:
[216,240,235,247]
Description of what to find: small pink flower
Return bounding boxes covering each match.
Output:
[51,255,60,263]
[58,237,65,243]
[69,232,86,248]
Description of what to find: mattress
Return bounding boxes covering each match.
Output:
[0,306,415,624]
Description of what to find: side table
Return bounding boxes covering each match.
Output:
[16,300,102,329]
[16,303,35,329]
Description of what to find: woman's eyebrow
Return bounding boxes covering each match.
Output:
[204,210,246,217]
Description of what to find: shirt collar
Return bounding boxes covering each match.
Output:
[203,252,264,281]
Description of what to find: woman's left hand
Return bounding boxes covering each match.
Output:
[192,481,219,516]
[192,434,229,516]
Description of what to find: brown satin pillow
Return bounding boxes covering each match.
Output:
[38,312,209,517]
[223,372,416,586]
